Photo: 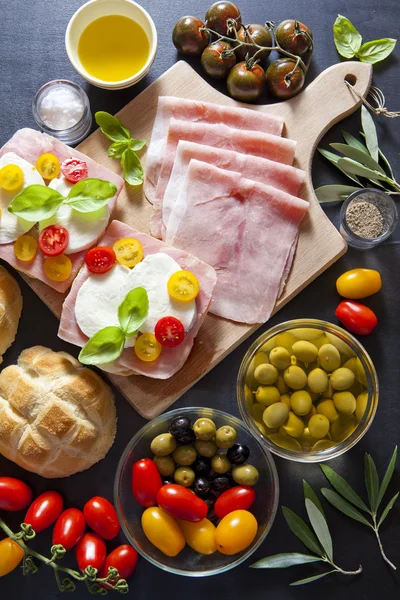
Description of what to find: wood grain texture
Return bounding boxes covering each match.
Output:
[23,60,372,419]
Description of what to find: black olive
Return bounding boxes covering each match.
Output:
[212,474,232,494]
[169,417,195,444]
[193,456,212,476]
[204,496,218,522]
[162,477,175,485]
[227,443,250,465]
[194,477,211,497]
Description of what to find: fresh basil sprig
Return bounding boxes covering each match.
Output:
[8,178,117,222]
[95,111,146,187]
[333,15,396,64]
[79,287,149,366]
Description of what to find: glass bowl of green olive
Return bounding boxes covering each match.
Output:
[237,319,378,463]
[114,407,279,576]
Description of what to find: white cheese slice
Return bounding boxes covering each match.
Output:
[0,152,44,244]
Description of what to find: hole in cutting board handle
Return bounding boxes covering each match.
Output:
[344,74,357,86]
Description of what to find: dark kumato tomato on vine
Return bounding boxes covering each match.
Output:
[205,1,242,36]
[227,61,265,102]
[265,58,305,99]
[275,19,313,57]
[235,24,272,61]
[172,16,210,55]
[201,41,236,79]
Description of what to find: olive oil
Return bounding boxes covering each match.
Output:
[78,15,150,82]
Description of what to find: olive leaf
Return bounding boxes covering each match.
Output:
[333,15,362,58]
[330,143,385,174]
[318,148,361,185]
[336,157,387,181]
[315,184,360,203]
[320,464,370,512]
[303,480,325,516]
[251,553,323,569]
[365,454,380,513]
[305,499,333,561]
[361,105,379,162]
[321,488,372,527]
[282,507,323,556]
[118,287,148,337]
[8,185,64,221]
[378,492,399,528]
[358,38,397,64]
[64,178,117,212]
[290,570,337,586]
[341,131,369,154]
[377,446,398,507]
[79,326,125,366]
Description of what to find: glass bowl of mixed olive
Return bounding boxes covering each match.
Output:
[114,407,279,576]
[237,319,378,463]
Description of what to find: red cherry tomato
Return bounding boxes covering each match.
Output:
[24,491,63,533]
[154,316,185,348]
[83,496,120,540]
[131,458,163,508]
[101,545,138,588]
[85,246,116,274]
[335,300,378,335]
[75,533,106,573]
[215,486,256,519]
[61,158,88,183]
[157,484,208,522]
[0,477,32,512]
[39,225,69,256]
[52,508,86,551]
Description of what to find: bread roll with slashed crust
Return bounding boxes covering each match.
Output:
[0,266,22,364]
[0,346,116,478]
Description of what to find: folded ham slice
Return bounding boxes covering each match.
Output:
[154,140,305,239]
[0,129,124,293]
[165,160,309,324]
[144,96,284,203]
[59,220,217,378]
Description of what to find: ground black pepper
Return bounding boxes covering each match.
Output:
[346,201,383,238]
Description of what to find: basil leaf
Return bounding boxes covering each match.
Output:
[305,499,333,561]
[65,178,117,213]
[129,139,146,151]
[377,492,399,528]
[282,507,323,556]
[250,553,322,569]
[377,446,398,508]
[8,184,63,221]
[95,111,131,142]
[361,105,379,162]
[333,15,362,59]
[118,287,149,336]
[290,570,336,586]
[321,488,373,527]
[320,464,370,512]
[122,148,143,186]
[342,131,369,154]
[79,326,125,366]
[330,143,385,174]
[108,141,129,158]
[315,184,361,203]
[303,481,325,517]
[358,38,397,64]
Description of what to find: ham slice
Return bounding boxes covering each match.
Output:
[154,140,305,239]
[144,96,284,203]
[0,129,124,293]
[59,220,217,378]
[165,160,309,324]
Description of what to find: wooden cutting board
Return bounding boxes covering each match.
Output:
[24,60,372,419]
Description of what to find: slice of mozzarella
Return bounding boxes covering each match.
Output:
[39,177,110,254]
[0,152,44,244]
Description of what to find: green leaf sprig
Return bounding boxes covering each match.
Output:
[333,15,396,64]
[315,105,400,202]
[79,287,149,366]
[95,111,146,186]
[321,446,398,570]
[8,178,117,222]
[250,480,362,586]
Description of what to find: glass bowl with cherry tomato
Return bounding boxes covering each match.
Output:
[237,319,378,463]
[114,407,278,576]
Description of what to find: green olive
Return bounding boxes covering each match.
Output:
[322,380,334,399]
[255,385,280,407]
[246,351,269,386]
[303,405,317,426]
[356,391,368,421]
[312,334,330,349]
[150,433,177,456]
[275,332,297,352]
[153,455,176,477]
[318,344,341,372]
[215,425,237,449]
[193,418,217,441]
[269,346,292,370]
[211,452,232,474]
[269,433,302,451]
[232,464,259,486]
[330,414,357,442]
[244,384,253,411]
[280,394,291,408]
[355,358,367,386]
[330,367,355,390]
[281,411,305,438]
[325,332,355,357]
[254,363,278,385]
[260,338,276,353]
[333,391,356,415]
[291,328,324,341]
[174,466,195,487]
[312,439,337,451]
[343,357,358,374]
[277,374,289,394]
[290,390,312,416]
[283,365,307,390]
[255,419,278,436]
[172,444,197,465]
[308,414,330,439]
[251,402,266,423]
[195,439,218,457]
[317,399,339,423]
[307,368,329,393]
[292,340,318,363]
[262,402,289,429]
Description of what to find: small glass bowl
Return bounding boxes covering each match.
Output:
[340,188,398,249]
[114,407,279,577]
[32,80,92,146]
[237,319,379,463]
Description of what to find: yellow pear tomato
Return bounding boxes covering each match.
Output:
[0,538,24,577]
[178,518,217,555]
[215,510,258,555]
[142,507,185,557]
[336,269,382,299]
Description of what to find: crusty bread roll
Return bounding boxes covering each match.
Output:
[0,266,22,364]
[0,346,116,478]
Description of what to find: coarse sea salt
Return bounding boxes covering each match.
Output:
[38,85,85,130]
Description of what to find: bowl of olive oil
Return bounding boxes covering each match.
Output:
[66,0,157,89]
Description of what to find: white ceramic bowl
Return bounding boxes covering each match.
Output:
[65,0,158,90]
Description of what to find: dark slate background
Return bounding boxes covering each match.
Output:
[0,0,399,598]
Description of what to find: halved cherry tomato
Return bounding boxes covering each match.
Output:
[157,484,208,522]
[336,268,382,299]
[83,496,120,540]
[131,458,162,507]
[113,238,144,268]
[134,332,162,362]
[75,533,106,573]
[0,164,24,191]
[52,508,86,551]
[14,234,38,262]
[85,246,116,274]
[43,254,72,282]
[24,491,63,533]
[154,316,185,348]
[215,510,258,555]
[336,300,378,335]
[61,158,88,183]
[215,486,256,519]
[101,545,138,588]
[0,538,24,577]
[39,225,69,256]
[141,507,185,557]
[178,518,217,555]
[167,270,200,302]
[36,153,60,180]
[0,477,32,512]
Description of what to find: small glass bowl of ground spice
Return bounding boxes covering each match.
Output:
[340,188,398,249]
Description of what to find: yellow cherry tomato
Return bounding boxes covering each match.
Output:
[35,153,60,180]
[0,164,24,192]
[0,538,24,577]
[134,332,162,362]
[142,507,185,557]
[14,234,38,262]
[113,237,144,268]
[43,254,72,282]
[215,510,258,555]
[178,518,217,555]
[168,270,200,302]
[336,269,382,299]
